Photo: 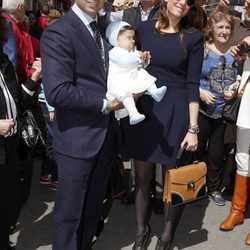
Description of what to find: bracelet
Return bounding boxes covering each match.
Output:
[188,125,199,134]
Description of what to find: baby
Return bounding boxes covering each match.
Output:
[105,21,167,125]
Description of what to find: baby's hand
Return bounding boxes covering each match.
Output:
[139,51,151,61]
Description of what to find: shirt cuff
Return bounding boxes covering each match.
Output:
[21,84,35,96]
[102,99,108,112]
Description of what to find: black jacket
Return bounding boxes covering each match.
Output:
[122,2,160,29]
[0,50,37,165]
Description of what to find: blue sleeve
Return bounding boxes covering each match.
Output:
[3,20,17,70]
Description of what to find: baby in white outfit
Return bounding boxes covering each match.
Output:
[105,21,167,125]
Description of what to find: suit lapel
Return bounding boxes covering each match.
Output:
[66,10,107,79]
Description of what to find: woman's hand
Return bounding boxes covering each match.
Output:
[224,82,239,100]
[199,88,216,105]
[31,58,42,82]
[0,119,15,136]
[181,132,198,152]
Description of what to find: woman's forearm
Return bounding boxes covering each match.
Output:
[189,101,199,126]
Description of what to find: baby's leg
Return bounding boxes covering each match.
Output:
[147,84,167,102]
[123,96,145,125]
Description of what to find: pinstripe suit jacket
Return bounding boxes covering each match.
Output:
[41,9,111,159]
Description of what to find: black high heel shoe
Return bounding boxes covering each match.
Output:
[132,225,150,250]
[155,237,171,250]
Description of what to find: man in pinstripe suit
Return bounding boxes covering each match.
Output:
[41,0,122,249]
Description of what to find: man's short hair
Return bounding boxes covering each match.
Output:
[2,0,25,13]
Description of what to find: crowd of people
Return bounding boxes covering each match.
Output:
[1,0,250,250]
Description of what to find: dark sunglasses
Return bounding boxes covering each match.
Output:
[29,16,36,20]
[187,0,195,7]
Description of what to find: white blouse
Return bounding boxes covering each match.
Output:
[237,57,250,129]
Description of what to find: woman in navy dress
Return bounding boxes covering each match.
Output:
[121,0,206,249]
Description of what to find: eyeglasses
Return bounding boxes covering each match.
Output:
[186,0,196,7]
[29,16,36,21]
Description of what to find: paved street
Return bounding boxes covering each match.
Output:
[11,161,250,250]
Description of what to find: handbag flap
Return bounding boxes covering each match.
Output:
[168,162,207,185]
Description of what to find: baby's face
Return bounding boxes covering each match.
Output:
[117,30,135,51]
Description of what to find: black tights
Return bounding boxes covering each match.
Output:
[134,160,184,245]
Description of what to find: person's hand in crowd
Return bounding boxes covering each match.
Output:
[0,119,15,136]
[199,88,216,104]
[224,82,239,100]
[31,58,42,82]
[219,0,230,6]
[181,132,198,152]
[49,112,55,122]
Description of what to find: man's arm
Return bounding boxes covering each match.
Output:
[3,20,17,69]
[41,24,108,114]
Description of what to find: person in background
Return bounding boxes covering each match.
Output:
[219,37,250,246]
[28,11,43,40]
[37,4,50,30]
[196,11,238,206]
[121,0,206,249]
[122,0,160,29]
[2,0,45,233]
[38,8,61,191]
[0,15,42,250]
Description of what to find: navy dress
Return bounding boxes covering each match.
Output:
[122,20,204,166]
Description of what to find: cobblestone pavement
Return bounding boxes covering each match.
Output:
[11,161,250,250]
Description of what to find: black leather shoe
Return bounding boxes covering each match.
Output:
[155,237,171,250]
[132,225,150,250]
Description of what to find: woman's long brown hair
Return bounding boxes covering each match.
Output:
[155,0,207,57]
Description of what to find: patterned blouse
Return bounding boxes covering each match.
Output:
[199,45,238,119]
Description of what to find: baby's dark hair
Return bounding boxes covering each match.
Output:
[117,25,134,37]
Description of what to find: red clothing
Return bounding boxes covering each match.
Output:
[38,15,47,30]
[3,14,35,84]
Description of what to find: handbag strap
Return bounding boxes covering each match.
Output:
[238,74,250,97]
[176,143,188,168]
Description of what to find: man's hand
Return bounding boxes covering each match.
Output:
[0,119,15,136]
[109,100,124,112]
[133,91,146,102]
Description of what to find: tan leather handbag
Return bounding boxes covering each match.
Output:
[163,145,207,206]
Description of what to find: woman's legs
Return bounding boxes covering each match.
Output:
[220,127,250,237]
[134,160,155,236]
[158,166,185,248]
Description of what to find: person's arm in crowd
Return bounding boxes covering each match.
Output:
[3,20,17,70]
[21,58,42,107]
